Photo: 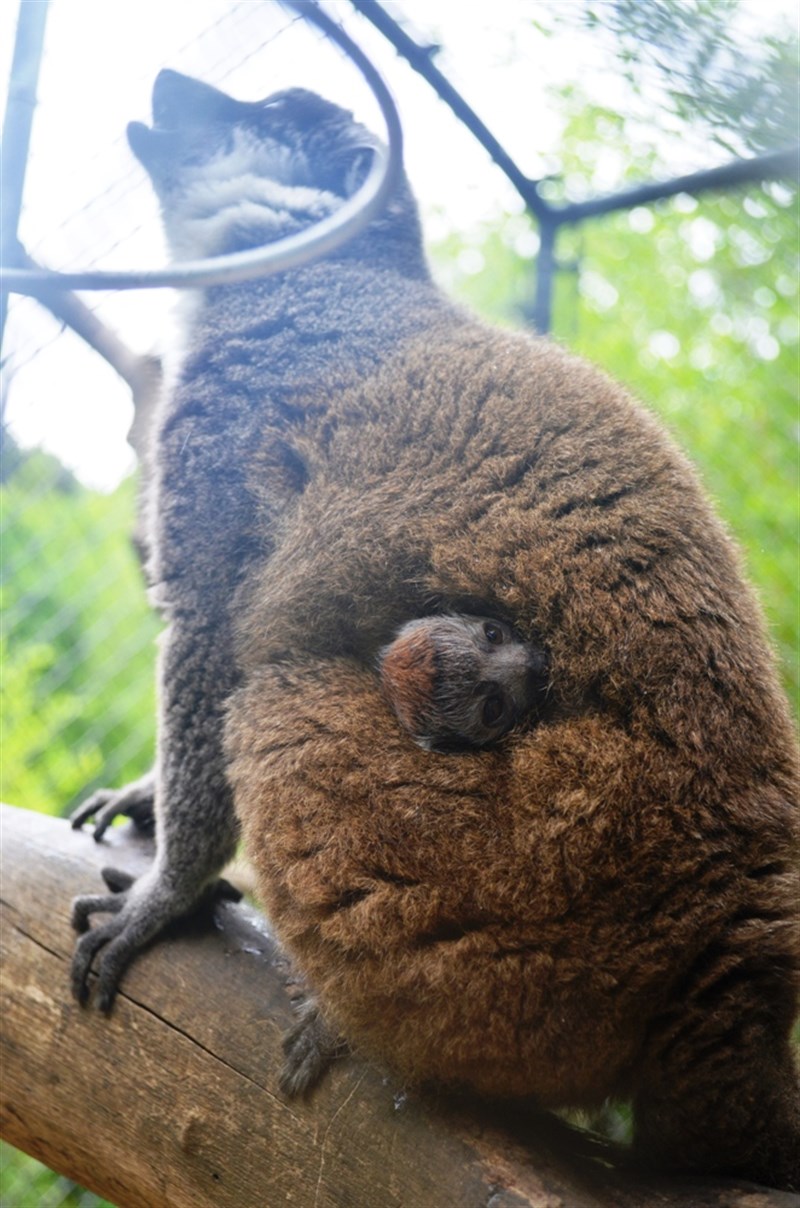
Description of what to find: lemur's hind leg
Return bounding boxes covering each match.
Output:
[70,621,239,1009]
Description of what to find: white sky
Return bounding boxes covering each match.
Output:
[1,0,797,490]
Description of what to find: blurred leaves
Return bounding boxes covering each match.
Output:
[0,1141,113,1208]
[580,0,800,153]
[0,441,158,814]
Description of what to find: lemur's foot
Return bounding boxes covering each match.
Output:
[70,771,156,841]
[70,868,241,1010]
[280,1000,348,1097]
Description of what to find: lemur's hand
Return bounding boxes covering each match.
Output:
[70,771,156,841]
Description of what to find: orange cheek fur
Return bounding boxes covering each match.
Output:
[379,629,437,737]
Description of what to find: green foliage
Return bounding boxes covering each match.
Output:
[1,445,158,817]
[580,0,800,153]
[0,1141,113,1207]
[431,98,799,710]
[570,196,798,705]
[0,443,147,1207]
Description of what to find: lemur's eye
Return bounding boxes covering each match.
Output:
[482,692,505,727]
[484,622,503,645]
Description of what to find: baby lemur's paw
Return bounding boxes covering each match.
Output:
[70,771,156,841]
[280,1001,348,1097]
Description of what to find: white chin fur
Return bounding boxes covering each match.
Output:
[163,129,341,261]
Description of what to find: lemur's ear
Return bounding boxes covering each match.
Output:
[339,145,378,198]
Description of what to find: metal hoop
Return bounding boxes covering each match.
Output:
[0,0,404,294]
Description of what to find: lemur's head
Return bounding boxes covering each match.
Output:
[128,69,424,269]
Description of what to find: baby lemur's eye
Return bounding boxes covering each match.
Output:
[484,622,503,645]
[482,692,506,727]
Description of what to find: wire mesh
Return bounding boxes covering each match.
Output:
[0,0,437,810]
[1,1,797,1203]
[4,3,406,292]
[0,4,401,1201]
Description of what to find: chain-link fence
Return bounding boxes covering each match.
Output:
[1,6,382,1203]
[2,7,307,810]
[1,0,398,832]
[2,1,798,1203]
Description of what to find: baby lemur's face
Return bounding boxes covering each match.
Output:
[379,615,548,753]
[127,69,378,259]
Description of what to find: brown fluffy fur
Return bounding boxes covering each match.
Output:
[73,73,799,1190]
[226,323,799,1187]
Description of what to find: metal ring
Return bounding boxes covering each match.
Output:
[1,0,404,293]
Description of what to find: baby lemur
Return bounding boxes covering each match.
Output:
[70,70,799,1189]
[379,615,548,751]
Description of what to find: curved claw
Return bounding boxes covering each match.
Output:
[70,868,156,1008]
[280,1002,347,1097]
[70,890,167,1010]
[71,917,128,1006]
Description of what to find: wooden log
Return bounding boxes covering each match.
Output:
[1,803,795,1208]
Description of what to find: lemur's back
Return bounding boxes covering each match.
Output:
[228,302,799,1167]
[71,71,799,1190]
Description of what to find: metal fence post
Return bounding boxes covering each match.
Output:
[1,0,51,355]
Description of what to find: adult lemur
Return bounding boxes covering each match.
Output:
[71,70,800,1189]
